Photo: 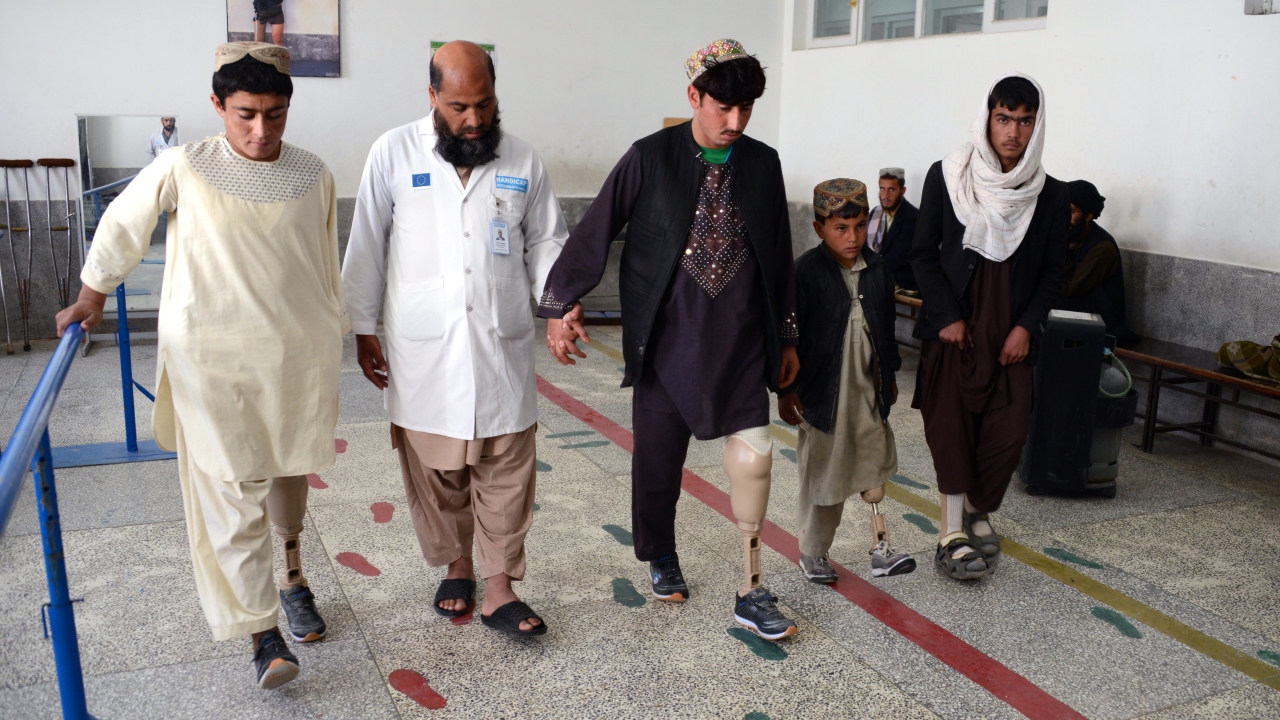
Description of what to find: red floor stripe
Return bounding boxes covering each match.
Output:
[536,375,1085,720]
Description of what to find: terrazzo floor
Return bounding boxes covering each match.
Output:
[0,324,1278,719]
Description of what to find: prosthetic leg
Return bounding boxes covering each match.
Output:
[724,429,797,640]
[862,485,916,577]
[266,476,327,642]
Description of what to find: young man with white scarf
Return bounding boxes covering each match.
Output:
[909,74,1068,580]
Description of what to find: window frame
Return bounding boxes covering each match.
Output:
[801,0,1048,48]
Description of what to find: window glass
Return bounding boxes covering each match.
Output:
[995,0,1048,21]
[813,0,852,38]
[922,0,984,36]
[863,0,917,40]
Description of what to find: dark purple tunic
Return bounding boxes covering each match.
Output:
[538,147,797,440]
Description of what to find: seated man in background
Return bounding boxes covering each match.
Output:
[866,167,919,294]
[1057,180,1130,339]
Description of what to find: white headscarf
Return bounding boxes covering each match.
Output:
[942,73,1046,263]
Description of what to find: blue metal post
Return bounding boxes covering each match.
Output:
[114,284,138,452]
[32,430,93,720]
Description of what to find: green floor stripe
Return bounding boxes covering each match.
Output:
[536,460,551,472]
[560,440,610,449]
[602,524,634,546]
[547,430,596,439]
[533,503,541,512]
[1043,548,1104,570]
[779,448,797,463]
[1260,650,1280,668]
[903,513,939,535]
[892,474,930,490]
[1091,607,1143,638]
[611,578,646,608]
[744,713,771,720]
[726,627,787,661]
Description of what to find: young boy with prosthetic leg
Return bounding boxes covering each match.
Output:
[779,180,915,583]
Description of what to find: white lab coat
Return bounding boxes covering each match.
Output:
[149,128,180,162]
[343,113,567,440]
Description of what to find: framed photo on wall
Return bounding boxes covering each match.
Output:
[226,0,341,78]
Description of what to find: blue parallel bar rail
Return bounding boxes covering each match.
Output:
[0,324,95,719]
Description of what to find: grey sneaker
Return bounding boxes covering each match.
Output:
[870,541,917,578]
[799,554,838,583]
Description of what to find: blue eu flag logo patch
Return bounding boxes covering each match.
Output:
[411,173,431,188]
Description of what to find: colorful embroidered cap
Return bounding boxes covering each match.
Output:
[813,178,869,218]
[685,39,750,81]
[214,42,291,75]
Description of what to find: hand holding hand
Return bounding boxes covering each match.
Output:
[778,393,804,426]
[547,303,589,366]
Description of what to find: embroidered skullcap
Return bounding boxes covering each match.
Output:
[214,42,291,75]
[685,39,750,81]
[813,178,869,218]
[1066,179,1106,219]
[879,167,906,181]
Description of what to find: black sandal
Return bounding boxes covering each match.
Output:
[480,600,548,638]
[432,578,475,618]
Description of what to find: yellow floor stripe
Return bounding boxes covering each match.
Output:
[585,336,1280,691]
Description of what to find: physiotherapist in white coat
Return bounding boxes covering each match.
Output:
[342,42,567,638]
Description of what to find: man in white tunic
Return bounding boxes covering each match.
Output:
[343,41,566,638]
[56,43,347,690]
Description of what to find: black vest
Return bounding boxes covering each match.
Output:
[619,123,790,389]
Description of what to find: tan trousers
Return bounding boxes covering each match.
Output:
[392,423,537,580]
[176,419,309,641]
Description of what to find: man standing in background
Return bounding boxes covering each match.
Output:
[148,116,179,162]
[866,167,919,293]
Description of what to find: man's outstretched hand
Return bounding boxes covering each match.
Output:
[356,334,389,389]
[55,287,108,337]
[547,303,589,366]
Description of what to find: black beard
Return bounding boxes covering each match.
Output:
[1068,218,1089,246]
[434,108,502,168]
[882,197,901,213]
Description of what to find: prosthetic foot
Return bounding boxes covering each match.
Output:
[724,431,797,640]
[277,531,326,642]
[867,497,916,578]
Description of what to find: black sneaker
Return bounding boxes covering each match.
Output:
[649,554,689,602]
[280,584,327,642]
[253,630,299,690]
[734,587,798,640]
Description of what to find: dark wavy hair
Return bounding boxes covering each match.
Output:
[815,203,868,225]
[692,56,767,106]
[212,57,293,105]
[987,76,1039,112]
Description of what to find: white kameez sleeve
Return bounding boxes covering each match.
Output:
[342,141,394,335]
[81,148,179,294]
[521,156,569,304]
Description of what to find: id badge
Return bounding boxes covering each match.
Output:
[490,217,511,256]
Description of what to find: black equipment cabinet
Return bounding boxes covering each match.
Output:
[1018,310,1113,496]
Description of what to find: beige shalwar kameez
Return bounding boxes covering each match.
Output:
[81,135,349,639]
[796,254,898,557]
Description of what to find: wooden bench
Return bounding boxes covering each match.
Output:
[1115,338,1280,461]
[893,292,1280,461]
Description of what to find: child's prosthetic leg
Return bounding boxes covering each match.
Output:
[724,428,773,596]
[862,484,917,577]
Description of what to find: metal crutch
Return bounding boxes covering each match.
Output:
[0,226,8,353]
[38,159,77,309]
[0,159,35,352]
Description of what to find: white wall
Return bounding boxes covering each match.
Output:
[777,0,1280,271]
[85,115,171,169]
[0,0,783,200]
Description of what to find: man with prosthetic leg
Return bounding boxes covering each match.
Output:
[540,40,801,639]
[910,75,1068,580]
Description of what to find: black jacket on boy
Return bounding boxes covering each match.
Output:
[784,245,899,431]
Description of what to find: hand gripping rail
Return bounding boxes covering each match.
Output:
[0,324,95,719]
